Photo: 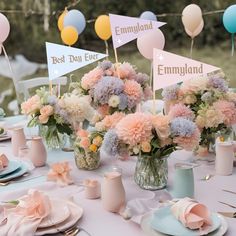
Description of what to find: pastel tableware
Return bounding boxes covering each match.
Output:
[11,127,26,156]
[215,140,234,175]
[0,160,21,177]
[150,206,221,236]
[172,163,194,198]
[101,171,126,213]
[83,179,101,199]
[28,136,47,167]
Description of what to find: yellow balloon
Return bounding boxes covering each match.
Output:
[95,15,111,40]
[61,26,78,46]
[58,10,67,31]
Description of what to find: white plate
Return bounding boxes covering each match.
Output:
[38,199,71,228]
[140,212,228,236]
[0,134,11,142]
[35,201,83,235]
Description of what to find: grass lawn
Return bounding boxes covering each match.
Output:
[1,45,236,115]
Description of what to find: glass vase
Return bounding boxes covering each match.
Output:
[74,148,100,170]
[134,155,168,190]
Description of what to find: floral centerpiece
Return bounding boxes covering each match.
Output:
[101,112,200,190]
[162,72,236,156]
[74,129,104,170]
[70,61,152,117]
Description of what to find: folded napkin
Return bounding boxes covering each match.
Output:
[0,189,51,236]
[0,154,9,170]
[47,162,73,186]
[171,198,212,232]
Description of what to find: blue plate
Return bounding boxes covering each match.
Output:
[150,206,221,236]
[0,163,28,182]
[0,161,21,177]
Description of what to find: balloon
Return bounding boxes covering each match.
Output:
[57,10,67,31]
[223,5,236,33]
[63,9,86,34]
[61,26,78,46]
[182,4,202,33]
[94,15,112,40]
[185,19,204,38]
[0,13,10,43]
[137,29,165,60]
[140,11,157,21]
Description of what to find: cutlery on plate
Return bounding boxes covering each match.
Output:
[200,174,213,181]
[218,201,236,209]
[222,189,236,195]
[218,212,236,218]
[0,174,43,186]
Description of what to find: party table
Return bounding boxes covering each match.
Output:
[0,118,236,235]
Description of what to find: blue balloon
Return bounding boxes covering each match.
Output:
[223,5,236,33]
[140,11,157,21]
[63,10,86,34]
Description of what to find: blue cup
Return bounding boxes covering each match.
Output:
[172,163,194,198]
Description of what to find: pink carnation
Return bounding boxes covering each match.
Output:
[100,112,125,130]
[173,129,200,151]
[79,137,90,149]
[77,129,89,138]
[168,104,194,121]
[213,100,236,125]
[124,80,142,102]
[116,113,152,146]
[81,67,103,90]
[21,95,41,115]
[119,62,136,80]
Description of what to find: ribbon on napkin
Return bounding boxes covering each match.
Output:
[0,154,9,170]
[47,161,73,186]
[171,198,212,232]
[0,189,51,236]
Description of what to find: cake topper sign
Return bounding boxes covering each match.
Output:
[46,42,107,80]
[153,48,220,90]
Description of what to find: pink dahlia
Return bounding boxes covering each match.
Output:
[168,103,194,121]
[81,67,103,90]
[116,113,152,146]
[100,112,125,130]
[124,80,142,102]
[213,100,236,125]
[119,62,136,80]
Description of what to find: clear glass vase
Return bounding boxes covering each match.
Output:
[134,155,168,190]
[74,148,100,170]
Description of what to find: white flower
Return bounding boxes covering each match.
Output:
[132,146,140,155]
[108,95,120,108]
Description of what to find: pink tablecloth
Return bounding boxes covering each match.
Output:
[0,141,236,236]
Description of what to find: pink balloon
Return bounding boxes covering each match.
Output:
[0,13,10,43]
[137,29,165,60]
[185,19,204,38]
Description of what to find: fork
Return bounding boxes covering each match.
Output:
[218,201,236,209]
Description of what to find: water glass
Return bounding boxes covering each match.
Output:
[172,163,194,198]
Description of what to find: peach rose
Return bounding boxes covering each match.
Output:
[40,105,54,117]
[151,115,170,140]
[141,141,151,153]
[77,129,89,138]
[79,137,90,149]
[92,136,103,146]
[38,115,49,124]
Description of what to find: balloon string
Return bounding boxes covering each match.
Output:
[231,33,234,57]
[104,40,109,59]
[1,44,21,104]
[190,38,194,59]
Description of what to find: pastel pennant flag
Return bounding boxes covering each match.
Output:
[153,48,220,90]
[109,14,166,49]
[46,42,107,80]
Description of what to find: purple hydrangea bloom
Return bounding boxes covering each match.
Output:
[127,97,137,109]
[201,92,213,103]
[208,76,228,92]
[135,73,149,85]
[161,85,179,101]
[47,95,57,105]
[99,61,113,71]
[102,129,119,156]
[170,117,196,137]
[93,76,124,104]
[118,93,128,110]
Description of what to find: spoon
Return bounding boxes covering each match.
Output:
[200,174,213,181]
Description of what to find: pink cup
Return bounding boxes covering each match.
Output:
[83,179,101,199]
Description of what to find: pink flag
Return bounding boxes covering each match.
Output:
[109,14,166,49]
[153,49,220,90]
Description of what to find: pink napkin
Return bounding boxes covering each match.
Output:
[0,189,51,236]
[0,154,9,170]
[171,198,212,233]
[47,162,73,186]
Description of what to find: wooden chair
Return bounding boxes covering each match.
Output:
[18,76,67,100]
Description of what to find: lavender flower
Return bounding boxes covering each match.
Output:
[93,76,124,104]
[99,61,113,71]
[161,85,179,101]
[118,93,128,110]
[201,92,213,103]
[208,76,228,92]
[135,73,149,85]
[47,95,57,105]
[170,117,196,137]
[102,129,119,156]
[127,97,137,109]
